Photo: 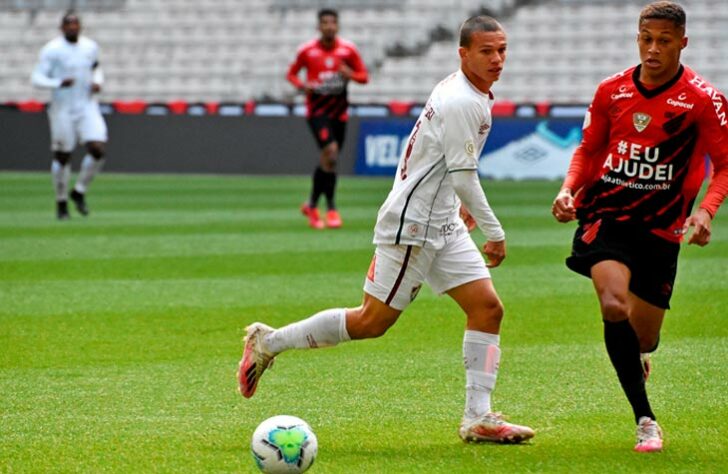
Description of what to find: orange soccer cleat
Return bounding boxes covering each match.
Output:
[301,203,324,229]
[325,209,343,229]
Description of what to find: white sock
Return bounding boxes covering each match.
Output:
[463,330,500,419]
[51,160,71,201]
[263,308,350,354]
[74,154,105,194]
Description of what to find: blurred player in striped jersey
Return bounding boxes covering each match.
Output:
[287,8,369,229]
[552,1,728,453]
[241,15,535,445]
[31,11,107,220]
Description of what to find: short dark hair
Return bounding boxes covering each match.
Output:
[459,15,502,47]
[318,8,338,22]
[639,1,686,30]
[62,10,80,24]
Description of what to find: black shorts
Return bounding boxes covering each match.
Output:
[566,218,680,309]
[307,116,346,149]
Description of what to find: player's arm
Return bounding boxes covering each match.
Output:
[552,85,611,222]
[683,91,728,246]
[339,46,368,84]
[91,60,104,93]
[450,170,506,267]
[31,48,71,89]
[443,99,506,267]
[286,51,311,93]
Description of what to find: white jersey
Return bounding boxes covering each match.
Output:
[31,36,103,112]
[374,70,496,249]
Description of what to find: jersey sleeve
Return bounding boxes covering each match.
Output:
[442,97,483,172]
[345,45,368,84]
[92,42,104,85]
[31,45,62,89]
[286,48,306,90]
[697,91,728,217]
[563,84,611,192]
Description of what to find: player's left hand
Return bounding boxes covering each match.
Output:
[683,208,712,246]
[552,188,576,223]
[459,205,476,232]
[483,240,506,268]
[91,83,101,93]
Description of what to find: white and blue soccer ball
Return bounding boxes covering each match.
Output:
[251,415,318,473]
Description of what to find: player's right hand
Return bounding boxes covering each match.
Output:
[483,240,506,268]
[59,78,74,88]
[552,188,576,223]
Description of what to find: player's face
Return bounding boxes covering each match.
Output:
[459,29,507,91]
[637,19,687,84]
[61,17,81,43]
[318,15,338,42]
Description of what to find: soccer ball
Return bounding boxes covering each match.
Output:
[251,415,318,473]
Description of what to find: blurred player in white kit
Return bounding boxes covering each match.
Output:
[32,11,107,220]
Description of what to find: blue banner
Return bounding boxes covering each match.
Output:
[355,118,584,179]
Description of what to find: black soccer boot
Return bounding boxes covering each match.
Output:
[70,189,89,216]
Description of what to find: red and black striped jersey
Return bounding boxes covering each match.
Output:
[286,37,368,121]
[564,64,728,242]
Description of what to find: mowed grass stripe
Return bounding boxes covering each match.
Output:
[0,248,373,281]
[0,230,374,261]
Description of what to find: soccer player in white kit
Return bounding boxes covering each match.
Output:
[238,16,535,444]
[31,11,108,220]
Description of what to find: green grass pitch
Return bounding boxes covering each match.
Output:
[1,172,726,473]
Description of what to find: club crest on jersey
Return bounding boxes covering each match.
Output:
[465,140,475,157]
[633,112,651,132]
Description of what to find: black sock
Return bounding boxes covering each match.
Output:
[322,170,337,210]
[603,319,655,423]
[309,167,326,208]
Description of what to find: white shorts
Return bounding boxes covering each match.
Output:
[363,231,490,311]
[48,103,107,152]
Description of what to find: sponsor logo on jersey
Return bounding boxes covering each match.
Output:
[611,85,633,100]
[633,112,651,132]
[478,122,490,135]
[583,110,592,129]
[408,224,419,236]
[689,75,728,126]
[465,140,475,157]
[439,222,458,237]
[425,105,435,121]
[666,97,694,110]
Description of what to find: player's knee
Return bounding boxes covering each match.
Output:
[321,144,339,170]
[324,157,338,172]
[639,334,659,353]
[600,295,629,322]
[480,298,504,324]
[87,142,105,159]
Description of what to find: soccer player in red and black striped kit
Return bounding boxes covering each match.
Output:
[552,1,728,453]
[287,8,368,229]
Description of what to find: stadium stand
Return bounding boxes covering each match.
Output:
[1,0,726,106]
